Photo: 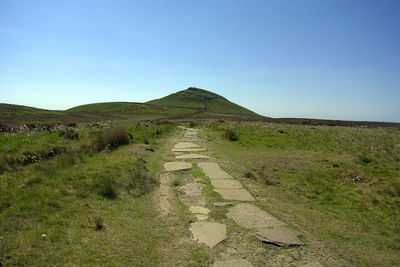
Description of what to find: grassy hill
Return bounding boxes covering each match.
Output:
[67,102,150,113]
[0,88,261,125]
[67,101,200,117]
[147,87,259,116]
[0,104,63,117]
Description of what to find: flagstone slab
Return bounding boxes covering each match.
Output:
[255,227,304,247]
[190,205,210,221]
[214,189,256,201]
[190,222,226,248]
[183,138,206,142]
[189,206,210,215]
[163,162,192,171]
[174,142,201,149]
[172,148,206,152]
[195,214,208,221]
[176,153,212,159]
[227,204,286,229]
[212,259,253,267]
[211,179,243,189]
[198,162,233,179]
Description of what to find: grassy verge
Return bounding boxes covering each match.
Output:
[0,122,175,265]
[201,121,400,267]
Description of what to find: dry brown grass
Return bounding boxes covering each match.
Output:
[92,127,130,152]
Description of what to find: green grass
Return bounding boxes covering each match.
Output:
[0,122,176,265]
[202,121,400,267]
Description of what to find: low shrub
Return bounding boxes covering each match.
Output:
[153,120,171,125]
[244,170,256,179]
[224,128,239,141]
[358,154,373,164]
[24,176,42,186]
[188,121,198,128]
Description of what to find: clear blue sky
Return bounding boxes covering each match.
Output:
[1,0,399,122]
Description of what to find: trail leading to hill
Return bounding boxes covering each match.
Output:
[158,126,347,267]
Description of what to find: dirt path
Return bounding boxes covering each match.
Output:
[156,126,351,267]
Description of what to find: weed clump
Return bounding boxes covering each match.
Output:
[59,128,79,140]
[125,158,157,197]
[358,154,373,164]
[224,128,239,141]
[99,177,116,199]
[92,127,130,152]
[244,166,280,185]
[244,170,256,179]
[56,150,76,169]
[88,215,104,230]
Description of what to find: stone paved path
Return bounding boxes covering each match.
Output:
[212,259,254,267]
[198,162,233,179]
[174,142,201,149]
[163,126,310,266]
[163,161,192,171]
[176,153,212,159]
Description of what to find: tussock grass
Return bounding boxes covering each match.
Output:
[98,177,116,199]
[56,150,76,169]
[92,127,130,152]
[59,128,79,140]
[224,128,239,141]
[124,158,157,197]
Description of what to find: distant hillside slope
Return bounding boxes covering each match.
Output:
[66,101,198,116]
[0,103,63,117]
[67,102,151,113]
[147,87,259,116]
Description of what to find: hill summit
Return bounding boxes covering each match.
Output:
[148,87,258,116]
